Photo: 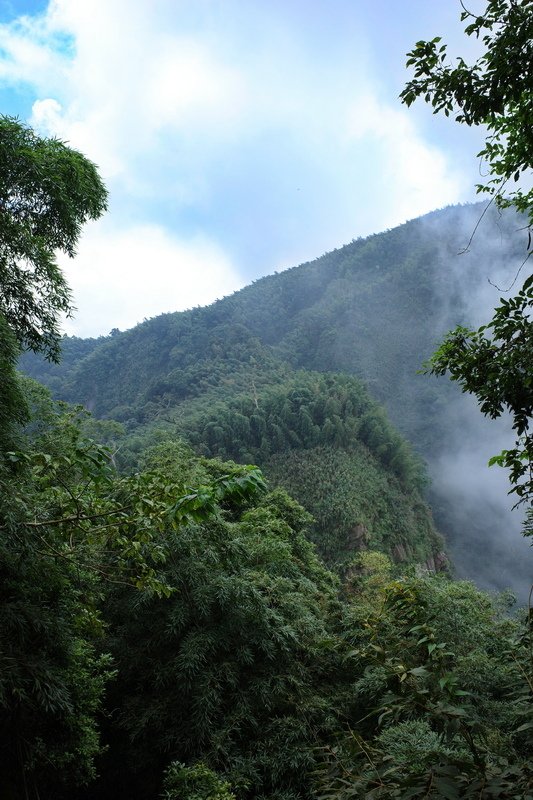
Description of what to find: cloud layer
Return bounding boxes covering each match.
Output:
[0,0,479,334]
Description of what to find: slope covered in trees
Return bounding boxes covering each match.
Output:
[21,201,532,590]
[23,338,444,569]
[5,0,533,795]
[21,202,524,446]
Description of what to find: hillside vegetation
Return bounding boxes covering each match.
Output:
[23,203,524,443]
[21,203,530,584]
[5,2,533,794]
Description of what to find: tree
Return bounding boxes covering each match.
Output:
[0,315,28,460]
[92,474,343,800]
[0,116,108,360]
[0,118,110,796]
[0,391,268,797]
[401,0,533,222]
[0,118,293,798]
[400,0,533,526]
[314,574,533,800]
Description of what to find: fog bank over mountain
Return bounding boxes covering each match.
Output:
[415,206,532,599]
[428,395,530,599]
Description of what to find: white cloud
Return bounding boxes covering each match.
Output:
[0,0,476,335]
[31,96,62,130]
[346,95,464,224]
[0,12,67,91]
[144,38,247,131]
[59,222,243,338]
[15,0,251,182]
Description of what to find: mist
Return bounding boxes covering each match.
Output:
[428,395,531,601]
[421,205,533,603]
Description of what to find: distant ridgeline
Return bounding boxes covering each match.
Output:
[21,203,528,580]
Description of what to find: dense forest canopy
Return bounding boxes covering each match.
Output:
[2,1,533,798]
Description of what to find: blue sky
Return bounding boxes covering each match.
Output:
[0,0,486,336]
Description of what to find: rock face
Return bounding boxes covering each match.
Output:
[392,542,448,573]
[413,551,449,577]
[392,541,411,563]
[422,551,448,573]
[347,523,368,551]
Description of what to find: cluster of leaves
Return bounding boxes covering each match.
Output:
[0,502,112,797]
[0,314,28,457]
[0,116,108,360]
[401,0,533,221]
[161,761,236,800]
[314,575,533,799]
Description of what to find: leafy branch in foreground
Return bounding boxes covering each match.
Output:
[424,272,533,515]
[401,0,533,223]
[314,578,533,799]
[3,438,266,596]
[402,0,533,529]
[0,116,108,360]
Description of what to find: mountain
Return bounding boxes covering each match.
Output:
[20,203,533,595]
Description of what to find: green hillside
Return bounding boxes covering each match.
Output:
[176,371,440,566]
[22,203,525,446]
[20,203,530,586]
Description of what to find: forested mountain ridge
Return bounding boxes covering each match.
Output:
[5,3,533,794]
[22,203,525,449]
[21,202,532,589]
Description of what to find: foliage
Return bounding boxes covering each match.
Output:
[0,517,112,798]
[401,0,533,221]
[0,314,28,461]
[95,475,345,800]
[314,576,533,800]
[161,762,236,800]
[1,384,530,800]
[0,116,108,360]
[0,383,269,798]
[0,117,111,797]
[402,0,533,526]
[0,403,111,796]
